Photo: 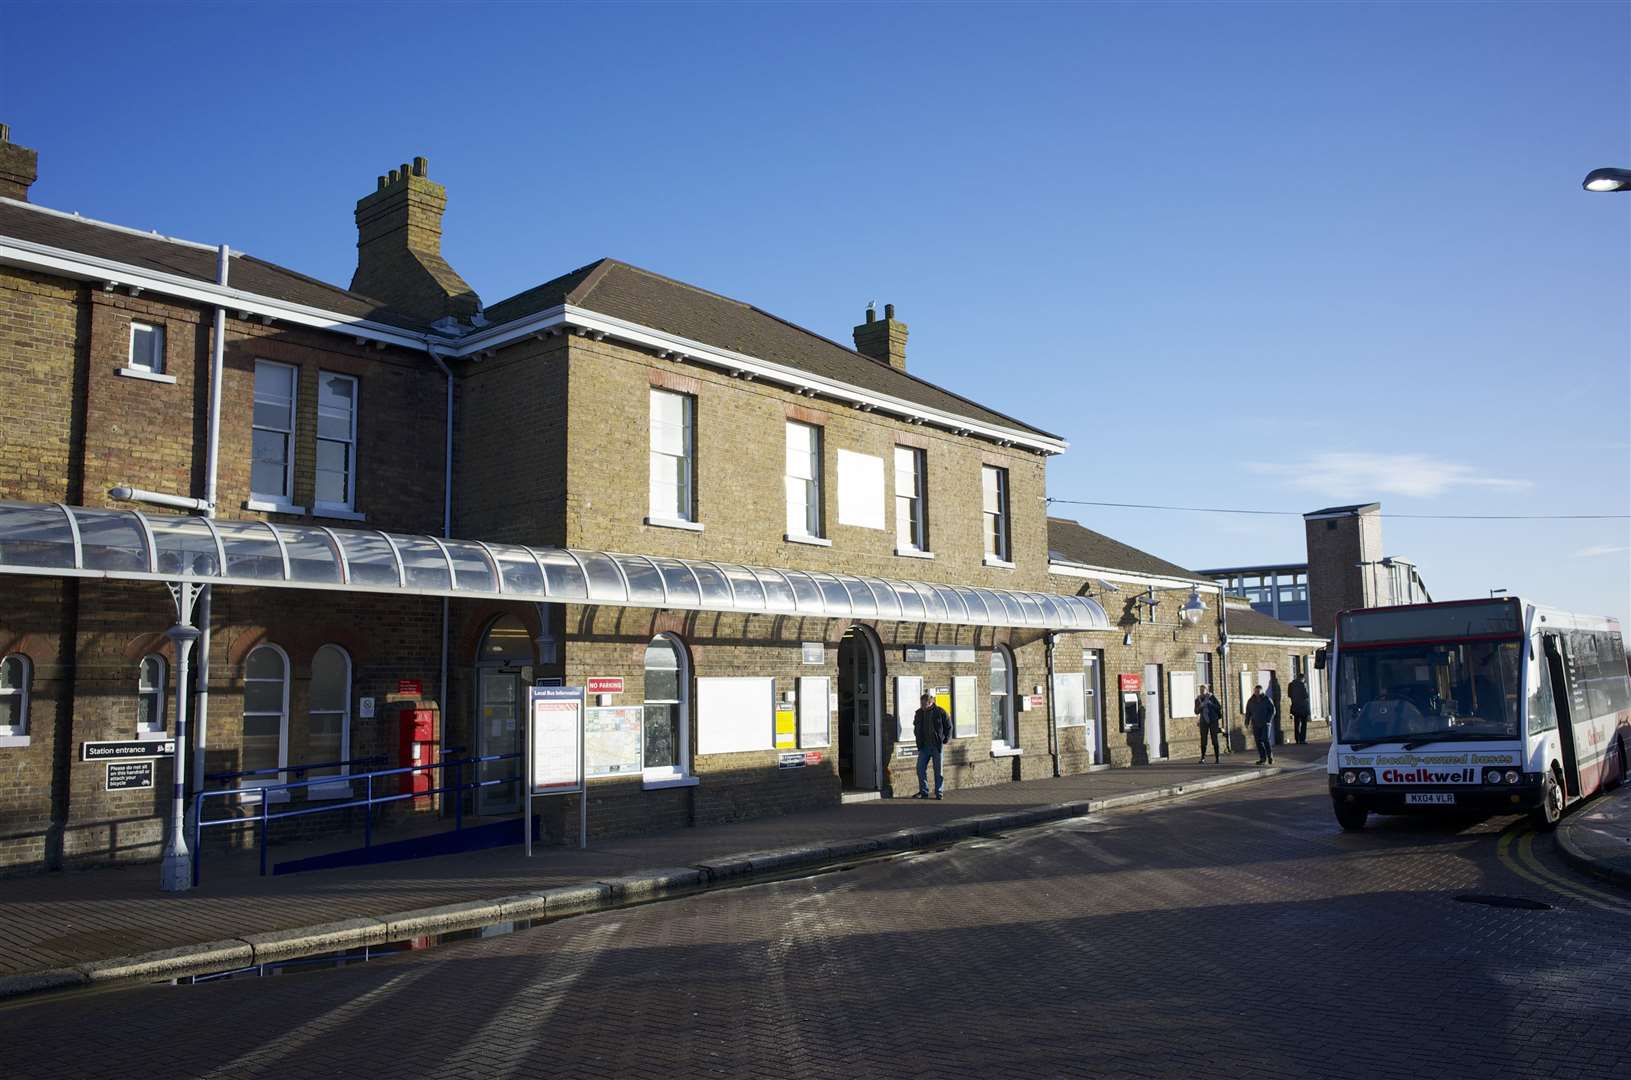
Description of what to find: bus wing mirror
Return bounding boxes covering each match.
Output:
[1314,648,1328,671]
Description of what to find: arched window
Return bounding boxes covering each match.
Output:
[643,634,690,781]
[0,654,31,739]
[479,614,533,663]
[243,644,289,786]
[308,645,352,795]
[137,654,167,736]
[990,646,1015,750]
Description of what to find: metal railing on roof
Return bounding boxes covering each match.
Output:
[0,499,1110,631]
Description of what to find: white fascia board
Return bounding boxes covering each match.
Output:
[1228,634,1326,647]
[0,236,438,352]
[467,304,1067,455]
[1048,562,1219,592]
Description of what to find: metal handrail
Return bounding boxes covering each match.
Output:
[204,754,388,784]
[190,751,523,885]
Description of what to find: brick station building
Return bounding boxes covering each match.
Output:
[0,128,1319,875]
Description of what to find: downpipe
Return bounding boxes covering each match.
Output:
[426,343,454,758]
[1045,631,1060,777]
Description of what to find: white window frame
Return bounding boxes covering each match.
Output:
[128,321,165,374]
[642,633,693,788]
[242,643,291,798]
[0,653,31,743]
[314,370,358,516]
[251,360,299,510]
[894,445,929,555]
[990,644,1016,752]
[137,653,167,738]
[307,644,353,799]
[982,465,1011,564]
[648,388,696,526]
[784,420,824,541]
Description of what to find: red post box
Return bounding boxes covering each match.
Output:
[398,706,438,800]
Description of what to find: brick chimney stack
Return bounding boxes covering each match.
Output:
[852,302,908,372]
[350,156,480,325]
[0,124,39,202]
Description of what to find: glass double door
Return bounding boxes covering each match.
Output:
[477,667,523,815]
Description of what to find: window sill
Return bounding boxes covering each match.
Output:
[983,556,1016,570]
[645,516,704,533]
[313,505,366,522]
[237,787,292,804]
[784,533,832,548]
[642,773,700,791]
[245,498,307,516]
[115,366,177,384]
[990,745,1023,758]
[894,547,935,560]
[0,735,31,748]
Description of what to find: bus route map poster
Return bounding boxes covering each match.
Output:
[586,706,643,777]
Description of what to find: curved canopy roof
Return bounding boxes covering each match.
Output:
[0,501,1110,632]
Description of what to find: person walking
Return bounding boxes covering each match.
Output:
[1195,684,1223,763]
[1288,673,1312,745]
[912,692,953,800]
[1246,684,1276,765]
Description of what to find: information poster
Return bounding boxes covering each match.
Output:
[775,707,798,749]
[530,686,584,792]
[952,675,978,738]
[797,676,830,747]
[894,676,923,744]
[585,705,643,778]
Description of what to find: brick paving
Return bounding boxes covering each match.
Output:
[0,742,1328,977]
[3,740,1628,1079]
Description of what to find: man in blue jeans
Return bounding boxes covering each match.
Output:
[912,692,953,799]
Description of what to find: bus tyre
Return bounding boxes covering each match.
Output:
[1334,802,1367,831]
[1533,768,1564,832]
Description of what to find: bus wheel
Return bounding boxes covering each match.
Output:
[1532,768,1564,832]
[1334,802,1367,831]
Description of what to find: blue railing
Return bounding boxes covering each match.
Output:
[190,751,522,886]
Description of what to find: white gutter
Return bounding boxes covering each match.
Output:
[1048,561,1214,591]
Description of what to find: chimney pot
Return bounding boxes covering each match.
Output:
[884,303,895,320]
[0,124,9,143]
[413,156,427,177]
[399,163,411,180]
[852,302,908,372]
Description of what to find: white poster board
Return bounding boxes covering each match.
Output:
[1170,671,1197,718]
[797,676,830,747]
[894,675,923,743]
[585,705,643,777]
[530,687,583,792]
[836,449,885,530]
[1239,671,1254,714]
[1053,672,1086,727]
[952,675,978,738]
[697,677,775,754]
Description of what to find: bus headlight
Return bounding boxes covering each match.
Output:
[1504,770,1520,784]
[1484,768,1501,784]
[1342,770,1357,785]
[1358,770,1375,784]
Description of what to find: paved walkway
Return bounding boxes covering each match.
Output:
[0,741,1329,982]
[1557,778,1631,886]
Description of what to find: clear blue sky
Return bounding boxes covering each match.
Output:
[5,1,1628,628]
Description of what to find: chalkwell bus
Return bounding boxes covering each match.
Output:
[1325,597,1631,831]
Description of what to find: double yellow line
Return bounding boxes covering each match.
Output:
[1495,822,1631,914]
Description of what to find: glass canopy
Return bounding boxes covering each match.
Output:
[0,501,1110,631]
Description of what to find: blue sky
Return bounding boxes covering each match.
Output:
[5,1,1628,628]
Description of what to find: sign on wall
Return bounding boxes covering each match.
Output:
[1169,671,1197,719]
[697,677,775,755]
[106,761,154,791]
[1118,674,1142,693]
[893,675,924,743]
[585,706,643,777]
[397,679,423,697]
[530,686,584,793]
[1053,673,1086,727]
[81,740,174,762]
[797,676,831,747]
[952,675,978,738]
[775,707,798,749]
[903,646,976,664]
[586,677,625,696]
[836,450,886,529]
[801,642,825,665]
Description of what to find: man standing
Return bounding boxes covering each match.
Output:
[912,692,953,800]
[1288,673,1312,745]
[1195,684,1223,764]
[1246,684,1276,765]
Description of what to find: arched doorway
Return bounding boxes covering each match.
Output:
[475,614,533,814]
[837,625,883,792]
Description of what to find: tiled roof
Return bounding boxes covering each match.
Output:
[0,199,432,331]
[1223,603,1323,641]
[485,258,1062,441]
[1046,517,1202,580]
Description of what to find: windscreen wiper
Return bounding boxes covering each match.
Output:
[1400,737,1452,751]
[1346,740,1389,750]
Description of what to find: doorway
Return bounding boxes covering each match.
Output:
[838,626,882,791]
[475,615,533,815]
[1142,662,1164,760]
[1543,635,1580,798]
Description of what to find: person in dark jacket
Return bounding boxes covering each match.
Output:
[1246,684,1276,765]
[1288,674,1312,744]
[1195,685,1223,763]
[912,692,953,799]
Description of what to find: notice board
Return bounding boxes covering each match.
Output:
[893,675,923,743]
[585,706,643,778]
[1053,672,1086,727]
[797,676,830,747]
[697,677,774,754]
[952,675,978,738]
[530,686,583,792]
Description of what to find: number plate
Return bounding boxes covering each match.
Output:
[1406,793,1456,805]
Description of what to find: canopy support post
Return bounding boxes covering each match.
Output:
[160,580,203,892]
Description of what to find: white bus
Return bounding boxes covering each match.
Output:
[1325,597,1631,831]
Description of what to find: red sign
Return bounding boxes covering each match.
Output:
[1028,694,1045,709]
[586,677,625,695]
[1118,674,1142,692]
[397,678,423,697]
[804,750,823,766]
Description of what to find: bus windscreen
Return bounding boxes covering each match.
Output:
[1337,639,1523,744]
[1337,600,1522,645]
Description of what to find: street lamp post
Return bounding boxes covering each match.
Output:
[1583,167,1631,192]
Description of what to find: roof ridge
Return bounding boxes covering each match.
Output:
[0,196,223,253]
[563,257,617,305]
